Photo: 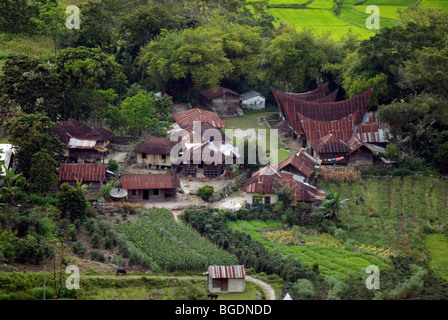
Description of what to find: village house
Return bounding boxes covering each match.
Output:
[199,86,242,117]
[206,265,245,293]
[133,137,176,169]
[172,108,227,129]
[310,134,350,166]
[242,165,320,208]
[277,149,318,183]
[121,173,180,201]
[53,118,115,162]
[58,163,107,193]
[347,136,393,168]
[240,91,266,110]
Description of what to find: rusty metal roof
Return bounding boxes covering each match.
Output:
[58,163,106,182]
[121,174,180,190]
[313,88,339,103]
[173,108,227,129]
[272,87,372,135]
[283,82,329,100]
[277,149,317,178]
[200,86,239,101]
[208,265,245,279]
[133,137,176,155]
[298,112,357,144]
[242,166,317,203]
[354,112,390,143]
[311,134,350,154]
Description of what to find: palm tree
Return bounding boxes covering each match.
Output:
[1,165,24,229]
[320,189,347,222]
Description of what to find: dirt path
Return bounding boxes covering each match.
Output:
[246,276,276,300]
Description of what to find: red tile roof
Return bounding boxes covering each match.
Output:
[121,174,180,190]
[298,112,358,144]
[272,87,372,135]
[209,265,245,279]
[173,108,227,129]
[58,163,106,182]
[133,137,176,155]
[277,149,317,178]
[200,86,239,101]
[311,134,350,154]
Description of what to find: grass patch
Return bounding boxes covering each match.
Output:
[420,0,448,10]
[228,219,389,278]
[217,281,265,300]
[425,233,448,281]
[0,135,10,144]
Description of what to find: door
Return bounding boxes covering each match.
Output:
[143,190,149,200]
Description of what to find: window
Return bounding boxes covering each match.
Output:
[142,153,147,159]
[162,154,166,163]
[154,189,159,196]
[132,190,137,196]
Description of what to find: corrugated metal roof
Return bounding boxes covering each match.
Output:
[173,108,227,129]
[121,174,180,190]
[271,87,371,135]
[354,112,390,143]
[283,82,329,100]
[58,163,106,182]
[298,112,357,144]
[200,86,239,101]
[277,149,317,178]
[311,134,350,154]
[209,265,245,279]
[67,137,97,149]
[240,91,265,101]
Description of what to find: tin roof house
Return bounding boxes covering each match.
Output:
[199,86,242,117]
[240,91,265,110]
[206,265,246,293]
[58,163,107,193]
[121,173,180,201]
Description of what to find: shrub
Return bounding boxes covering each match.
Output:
[111,254,125,268]
[39,218,56,238]
[56,183,88,221]
[106,159,120,173]
[32,287,55,300]
[14,236,54,264]
[197,185,214,201]
[292,279,315,298]
[90,232,103,248]
[72,241,87,258]
[90,250,105,262]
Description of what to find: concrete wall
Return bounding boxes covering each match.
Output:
[245,193,278,205]
[241,97,265,110]
[126,188,166,201]
[136,153,172,168]
[208,278,245,293]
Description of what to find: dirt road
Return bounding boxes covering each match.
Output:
[246,276,276,300]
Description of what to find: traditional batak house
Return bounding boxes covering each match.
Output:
[58,163,107,193]
[277,149,318,183]
[53,118,115,163]
[242,165,320,208]
[310,134,350,166]
[133,137,176,169]
[199,86,242,117]
[206,265,246,293]
[121,173,180,201]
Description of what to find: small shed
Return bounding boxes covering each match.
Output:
[121,173,180,201]
[199,87,241,117]
[240,91,266,110]
[206,265,245,293]
[58,163,107,192]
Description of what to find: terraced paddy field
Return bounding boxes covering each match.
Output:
[253,0,446,40]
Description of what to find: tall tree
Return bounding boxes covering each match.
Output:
[120,90,156,136]
[139,27,233,101]
[8,114,63,179]
[29,149,59,195]
[0,55,64,120]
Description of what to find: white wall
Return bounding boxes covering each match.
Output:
[241,96,265,110]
